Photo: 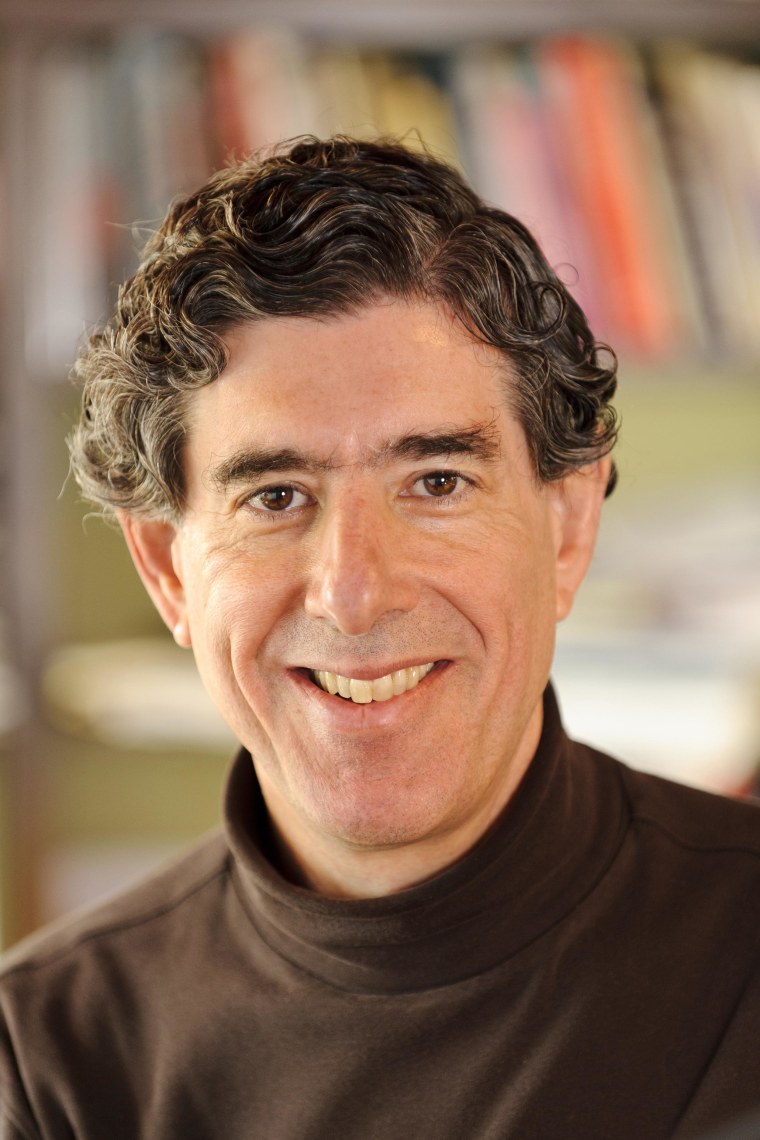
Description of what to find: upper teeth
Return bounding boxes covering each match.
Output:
[313,663,435,704]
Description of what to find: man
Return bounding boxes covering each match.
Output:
[1,136,758,1139]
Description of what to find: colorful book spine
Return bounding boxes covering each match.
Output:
[533,36,697,359]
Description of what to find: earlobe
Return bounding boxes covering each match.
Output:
[117,512,191,647]
[549,456,611,622]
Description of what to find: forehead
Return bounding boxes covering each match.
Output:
[184,299,520,465]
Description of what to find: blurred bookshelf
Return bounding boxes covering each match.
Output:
[1,0,759,946]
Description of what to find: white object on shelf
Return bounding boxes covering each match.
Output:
[42,638,235,749]
[553,638,760,794]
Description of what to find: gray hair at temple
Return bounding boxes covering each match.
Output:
[68,135,618,520]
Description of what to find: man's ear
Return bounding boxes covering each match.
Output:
[547,456,612,622]
[117,512,191,647]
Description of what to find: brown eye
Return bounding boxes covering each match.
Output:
[421,472,461,497]
[257,486,295,511]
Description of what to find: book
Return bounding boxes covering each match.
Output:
[534,35,697,359]
[362,52,462,168]
[309,47,379,140]
[656,46,760,358]
[23,41,109,377]
[209,29,316,160]
[451,46,604,335]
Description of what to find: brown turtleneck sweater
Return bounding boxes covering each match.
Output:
[1,687,759,1139]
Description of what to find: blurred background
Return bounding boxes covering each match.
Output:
[0,0,759,948]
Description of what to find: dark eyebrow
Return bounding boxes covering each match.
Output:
[208,423,501,493]
[376,424,502,465]
[209,448,335,492]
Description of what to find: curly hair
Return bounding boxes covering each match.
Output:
[69,135,618,519]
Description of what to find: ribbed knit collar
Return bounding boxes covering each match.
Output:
[223,685,628,994]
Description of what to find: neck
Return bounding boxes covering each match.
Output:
[265,819,484,898]
[257,713,542,899]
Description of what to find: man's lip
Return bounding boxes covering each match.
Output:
[287,660,450,726]
[289,660,446,682]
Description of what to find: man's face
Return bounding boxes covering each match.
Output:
[125,299,603,872]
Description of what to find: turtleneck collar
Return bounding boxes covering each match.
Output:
[223,685,629,994]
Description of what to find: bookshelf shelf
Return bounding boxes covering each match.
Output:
[1,0,760,42]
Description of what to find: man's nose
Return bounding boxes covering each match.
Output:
[303,497,419,635]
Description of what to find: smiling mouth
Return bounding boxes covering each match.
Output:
[310,663,436,704]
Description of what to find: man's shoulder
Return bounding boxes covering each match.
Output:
[591,742,760,860]
[0,828,230,983]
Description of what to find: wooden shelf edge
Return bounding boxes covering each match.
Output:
[1,0,760,44]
